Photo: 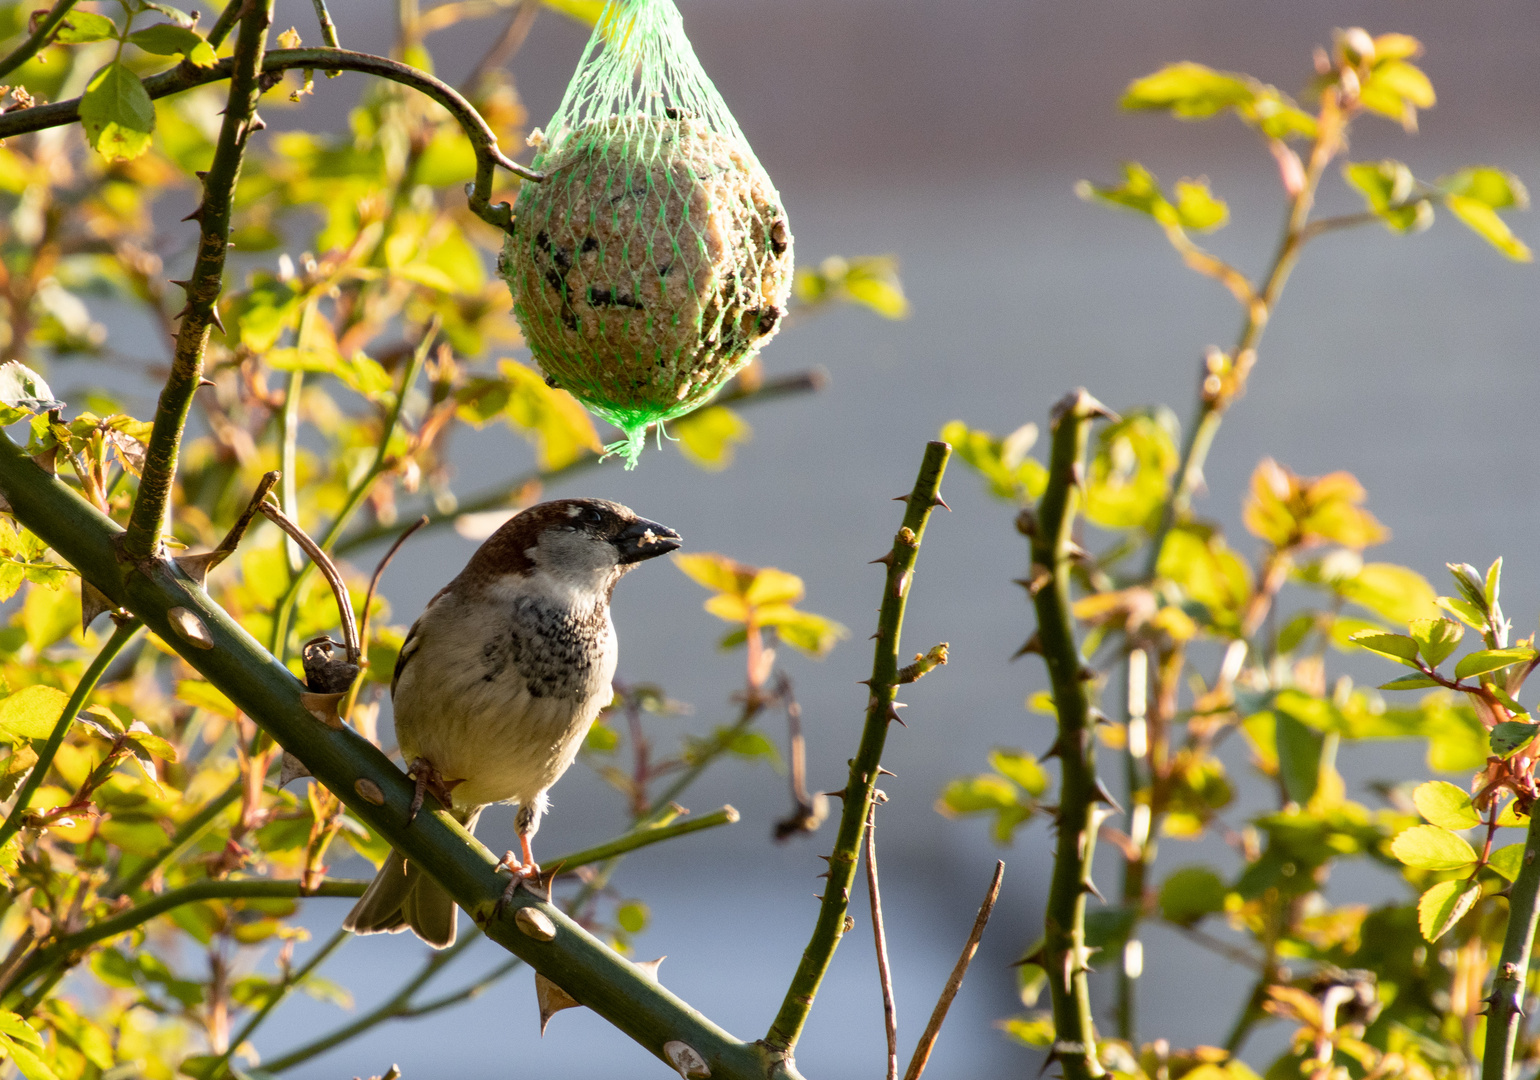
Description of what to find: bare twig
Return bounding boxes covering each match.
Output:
[865,807,898,1080]
[258,499,360,663]
[902,862,1005,1080]
[360,515,428,650]
[773,676,827,840]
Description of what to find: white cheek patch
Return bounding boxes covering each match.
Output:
[533,527,621,583]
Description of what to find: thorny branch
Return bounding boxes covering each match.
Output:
[765,439,952,1057]
[121,0,275,562]
[1030,390,1116,1080]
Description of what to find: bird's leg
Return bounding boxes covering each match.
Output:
[494,805,544,913]
[405,757,458,823]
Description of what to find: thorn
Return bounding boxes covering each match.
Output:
[298,691,348,731]
[634,956,665,982]
[195,170,208,182]
[249,113,266,132]
[817,854,831,863]
[825,788,848,801]
[1064,540,1091,562]
[197,378,216,389]
[536,972,582,1035]
[1092,777,1124,815]
[877,766,896,777]
[168,278,192,291]
[886,704,907,727]
[869,632,879,641]
[892,495,910,503]
[1012,946,1046,967]
[80,580,115,632]
[855,678,872,687]
[1042,737,1063,760]
[932,494,950,511]
[1078,666,1098,682]
[1036,1049,1062,1078]
[1082,878,1105,902]
[278,751,312,788]
[208,306,226,334]
[173,550,223,585]
[1089,708,1111,725]
[180,205,204,223]
[172,301,193,321]
[869,551,894,566]
[1011,633,1042,660]
[816,871,830,879]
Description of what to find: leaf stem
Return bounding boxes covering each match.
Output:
[0,616,141,853]
[119,0,274,562]
[1483,811,1540,1080]
[764,439,952,1055]
[1033,390,1114,1080]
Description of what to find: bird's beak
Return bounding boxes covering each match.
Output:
[615,518,682,564]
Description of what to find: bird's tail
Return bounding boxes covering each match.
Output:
[343,807,481,949]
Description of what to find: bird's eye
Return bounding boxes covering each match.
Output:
[581,507,604,525]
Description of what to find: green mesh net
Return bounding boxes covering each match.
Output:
[499,0,794,468]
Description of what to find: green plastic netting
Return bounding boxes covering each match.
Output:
[499,0,794,468]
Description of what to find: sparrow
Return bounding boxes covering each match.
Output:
[344,498,681,948]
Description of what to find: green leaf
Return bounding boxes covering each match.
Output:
[674,406,751,471]
[1445,194,1533,262]
[494,360,602,470]
[793,255,909,319]
[127,24,217,67]
[1000,1014,1055,1049]
[79,62,156,163]
[939,420,1046,503]
[540,0,605,24]
[1491,721,1538,759]
[988,750,1047,797]
[763,609,849,658]
[1349,631,1420,667]
[125,721,180,762]
[1497,800,1527,827]
[1409,617,1464,668]
[1172,178,1228,231]
[1489,843,1526,882]
[1391,824,1478,871]
[616,899,649,934]
[936,774,1019,815]
[0,685,68,742]
[1076,162,1178,227]
[54,11,118,43]
[1439,595,1487,630]
[1158,865,1227,926]
[1379,673,1441,691]
[1417,878,1481,942]
[1454,647,1536,680]
[1411,781,1480,830]
[1342,160,1431,233]
[6,1040,63,1080]
[1438,166,1529,210]
[1341,564,1439,624]
[1120,62,1254,118]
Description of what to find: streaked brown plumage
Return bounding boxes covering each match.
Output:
[344,498,680,947]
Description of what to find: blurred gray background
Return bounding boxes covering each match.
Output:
[63,1,1540,1076]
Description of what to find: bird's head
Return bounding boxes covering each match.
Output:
[461,498,682,598]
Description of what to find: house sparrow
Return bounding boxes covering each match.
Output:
[344,498,681,948]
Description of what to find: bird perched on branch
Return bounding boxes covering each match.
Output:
[344,498,681,948]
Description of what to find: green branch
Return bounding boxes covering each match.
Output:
[0,442,781,1063]
[764,439,952,1057]
[0,47,540,228]
[0,0,77,81]
[1483,811,1540,1080]
[334,369,828,556]
[1033,390,1114,1080]
[0,616,142,852]
[109,778,243,898]
[120,0,274,562]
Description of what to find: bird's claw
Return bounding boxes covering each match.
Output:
[494,851,546,915]
[406,758,457,824]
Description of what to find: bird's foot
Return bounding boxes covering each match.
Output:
[494,851,546,914]
[405,758,458,824]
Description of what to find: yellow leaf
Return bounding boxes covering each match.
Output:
[674,406,751,471]
[703,593,750,624]
[674,552,756,597]
[497,360,602,469]
[745,568,804,607]
[0,686,68,742]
